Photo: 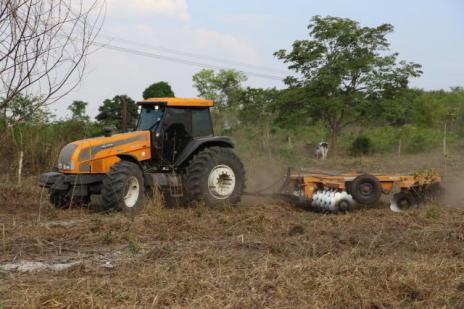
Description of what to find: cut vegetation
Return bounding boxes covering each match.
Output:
[1,152,464,308]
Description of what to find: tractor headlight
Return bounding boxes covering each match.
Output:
[58,162,74,170]
[63,162,74,170]
[57,143,78,171]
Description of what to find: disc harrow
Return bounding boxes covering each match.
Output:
[281,168,442,213]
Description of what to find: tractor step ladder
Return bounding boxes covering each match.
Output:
[168,173,183,198]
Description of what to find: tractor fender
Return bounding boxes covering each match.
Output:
[175,136,234,167]
[116,154,143,169]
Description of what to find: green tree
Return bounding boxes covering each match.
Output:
[193,69,247,133]
[412,88,464,130]
[376,89,419,127]
[68,100,90,122]
[274,16,422,152]
[95,95,138,130]
[236,87,281,148]
[142,81,175,99]
[237,87,280,124]
[192,69,247,109]
[3,94,53,125]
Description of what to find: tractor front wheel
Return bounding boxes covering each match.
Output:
[49,191,90,209]
[184,147,245,207]
[101,161,145,212]
[49,192,71,209]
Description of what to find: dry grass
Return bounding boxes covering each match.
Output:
[1,153,464,308]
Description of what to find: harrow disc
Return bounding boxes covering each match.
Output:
[390,191,418,212]
[419,183,445,202]
[310,190,355,213]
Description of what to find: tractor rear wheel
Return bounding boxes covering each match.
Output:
[184,147,245,207]
[101,161,145,212]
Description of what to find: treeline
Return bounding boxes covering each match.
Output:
[1,72,462,176]
[203,75,464,159]
[1,16,463,176]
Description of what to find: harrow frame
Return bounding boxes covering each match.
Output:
[282,168,442,212]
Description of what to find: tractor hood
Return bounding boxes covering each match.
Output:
[57,131,151,174]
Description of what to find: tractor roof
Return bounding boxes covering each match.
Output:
[138,97,214,107]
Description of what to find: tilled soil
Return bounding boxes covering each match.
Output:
[1,180,463,308]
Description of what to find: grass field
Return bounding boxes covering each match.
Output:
[1,152,464,308]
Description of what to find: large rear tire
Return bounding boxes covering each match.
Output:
[101,161,145,212]
[183,147,245,207]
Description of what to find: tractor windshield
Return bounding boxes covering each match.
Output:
[137,106,164,131]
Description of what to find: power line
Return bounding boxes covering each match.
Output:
[93,41,286,81]
[99,34,288,75]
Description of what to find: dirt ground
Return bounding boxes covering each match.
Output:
[1,153,464,308]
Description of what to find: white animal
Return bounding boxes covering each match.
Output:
[315,142,329,160]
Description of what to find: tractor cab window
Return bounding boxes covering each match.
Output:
[192,108,213,137]
[137,106,164,131]
[160,107,192,163]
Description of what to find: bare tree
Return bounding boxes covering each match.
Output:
[0,0,105,124]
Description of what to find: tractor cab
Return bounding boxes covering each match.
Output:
[136,98,215,168]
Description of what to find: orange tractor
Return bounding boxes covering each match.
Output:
[40,98,245,211]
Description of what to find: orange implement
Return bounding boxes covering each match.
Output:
[284,169,442,212]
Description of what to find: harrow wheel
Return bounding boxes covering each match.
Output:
[350,174,382,205]
[336,198,353,212]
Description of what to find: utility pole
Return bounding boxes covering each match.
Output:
[119,96,128,132]
[3,105,7,129]
[442,110,457,183]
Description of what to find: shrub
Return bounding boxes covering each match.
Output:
[404,129,442,153]
[406,133,427,153]
[350,135,372,156]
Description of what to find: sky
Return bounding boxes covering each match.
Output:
[53,0,464,119]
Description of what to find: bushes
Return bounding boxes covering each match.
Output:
[350,135,372,156]
[231,123,449,162]
[343,125,447,156]
[406,134,427,153]
[404,129,443,153]
[0,120,103,176]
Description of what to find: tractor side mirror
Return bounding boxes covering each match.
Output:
[103,127,113,137]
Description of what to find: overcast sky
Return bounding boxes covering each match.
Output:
[53,0,464,119]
